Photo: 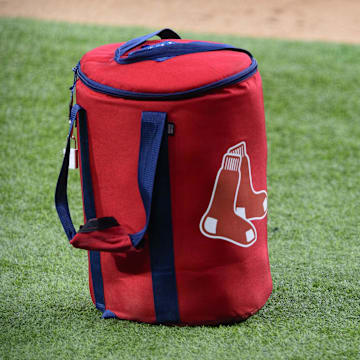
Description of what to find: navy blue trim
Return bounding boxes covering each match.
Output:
[102,310,117,319]
[78,110,96,220]
[78,109,105,312]
[115,41,252,64]
[148,113,180,324]
[68,66,78,115]
[115,28,181,61]
[75,57,257,101]
[129,112,166,247]
[55,104,81,241]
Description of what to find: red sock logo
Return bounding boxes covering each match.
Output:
[199,141,267,247]
[228,142,267,221]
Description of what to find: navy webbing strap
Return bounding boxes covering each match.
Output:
[115,28,181,61]
[55,104,81,240]
[129,112,166,247]
[55,105,105,312]
[114,28,252,64]
[77,109,105,312]
[115,41,252,64]
[55,109,166,248]
[146,112,180,323]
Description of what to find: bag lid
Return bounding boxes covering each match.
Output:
[79,29,256,95]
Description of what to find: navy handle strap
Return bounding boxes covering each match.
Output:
[55,104,82,241]
[129,112,166,247]
[115,28,181,60]
[55,106,167,248]
[114,29,252,64]
[115,40,252,65]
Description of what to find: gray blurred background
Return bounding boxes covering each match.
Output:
[1,0,359,43]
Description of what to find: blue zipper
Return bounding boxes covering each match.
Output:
[73,57,258,101]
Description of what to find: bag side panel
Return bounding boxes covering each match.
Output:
[75,72,272,324]
[167,73,272,324]
[76,84,156,322]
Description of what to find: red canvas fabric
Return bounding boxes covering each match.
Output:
[71,33,272,325]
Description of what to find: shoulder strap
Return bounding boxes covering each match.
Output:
[55,104,82,240]
[55,107,167,248]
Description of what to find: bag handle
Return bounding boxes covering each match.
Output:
[114,29,252,64]
[55,107,166,250]
[115,28,181,61]
[128,112,167,246]
[55,104,81,241]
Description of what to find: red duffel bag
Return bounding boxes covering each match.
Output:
[55,28,272,325]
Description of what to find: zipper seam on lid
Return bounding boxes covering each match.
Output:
[73,57,258,101]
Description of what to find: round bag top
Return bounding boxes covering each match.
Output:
[79,29,255,95]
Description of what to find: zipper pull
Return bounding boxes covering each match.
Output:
[68,63,79,122]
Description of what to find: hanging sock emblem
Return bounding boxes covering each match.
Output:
[199,141,267,247]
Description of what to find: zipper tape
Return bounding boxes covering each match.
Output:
[73,57,258,101]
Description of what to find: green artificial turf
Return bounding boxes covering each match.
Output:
[0,18,359,360]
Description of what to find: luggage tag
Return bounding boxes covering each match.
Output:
[64,130,79,170]
[68,137,79,169]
